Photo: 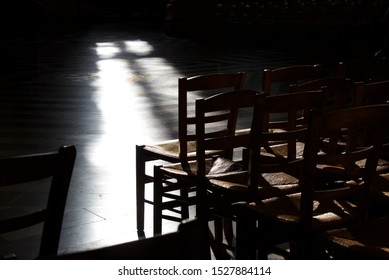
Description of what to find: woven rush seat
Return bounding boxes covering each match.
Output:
[210,171,300,201]
[324,218,389,259]
[356,158,389,174]
[249,191,360,231]
[142,140,194,159]
[160,157,247,182]
[143,140,220,159]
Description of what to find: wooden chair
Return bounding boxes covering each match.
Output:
[0,145,76,259]
[202,90,324,259]
[235,104,389,259]
[353,80,389,173]
[153,89,263,258]
[209,89,326,190]
[353,80,389,217]
[196,89,325,257]
[135,72,246,233]
[260,64,322,136]
[262,64,321,95]
[47,219,207,260]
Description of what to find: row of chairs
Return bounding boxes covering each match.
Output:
[135,61,389,231]
[136,63,323,235]
[234,103,389,259]
[160,90,389,259]
[137,61,389,259]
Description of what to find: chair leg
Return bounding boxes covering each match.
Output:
[235,203,257,260]
[136,145,146,233]
[214,217,223,242]
[153,165,163,235]
[180,188,190,219]
[223,218,234,246]
[211,217,232,259]
[295,234,328,259]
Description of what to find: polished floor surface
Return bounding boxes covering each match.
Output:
[0,17,382,259]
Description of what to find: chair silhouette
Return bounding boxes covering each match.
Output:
[49,219,207,260]
[262,64,322,95]
[195,89,323,258]
[353,80,389,217]
[136,72,246,233]
[155,89,325,258]
[353,80,389,174]
[0,145,76,259]
[235,104,389,259]
[260,64,322,136]
[209,89,326,197]
[153,89,263,258]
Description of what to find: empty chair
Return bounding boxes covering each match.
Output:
[235,104,389,259]
[214,89,324,198]
[353,80,389,174]
[135,72,246,233]
[0,145,76,259]
[260,64,322,135]
[153,89,263,258]
[197,90,325,257]
[48,219,207,260]
[205,90,325,259]
[353,80,389,217]
[262,64,321,95]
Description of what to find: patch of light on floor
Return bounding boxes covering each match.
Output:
[95,42,121,59]
[124,40,154,56]
[88,41,180,184]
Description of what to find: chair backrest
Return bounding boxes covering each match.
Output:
[178,72,246,161]
[262,64,321,95]
[194,89,263,250]
[263,90,326,159]
[47,219,206,260]
[0,145,76,258]
[301,105,389,228]
[354,80,389,107]
[195,89,264,179]
[247,90,326,198]
[354,80,389,157]
[289,77,354,111]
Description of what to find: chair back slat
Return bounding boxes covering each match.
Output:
[262,64,321,95]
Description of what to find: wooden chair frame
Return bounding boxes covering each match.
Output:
[0,145,76,258]
[135,72,246,233]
